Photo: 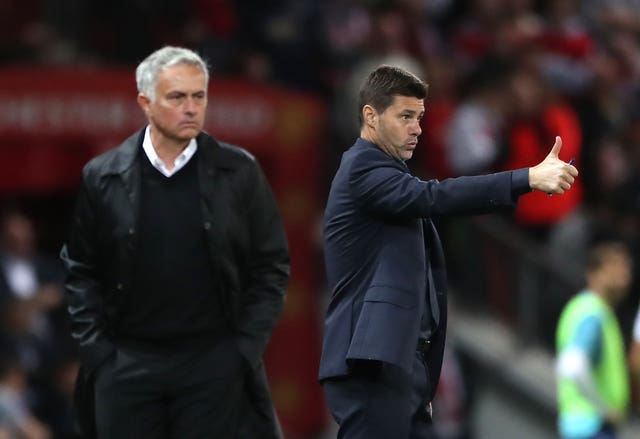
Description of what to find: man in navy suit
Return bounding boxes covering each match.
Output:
[319,65,578,438]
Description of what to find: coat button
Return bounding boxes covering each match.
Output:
[128,228,135,235]
[204,222,211,230]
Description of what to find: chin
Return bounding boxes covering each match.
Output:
[178,127,201,138]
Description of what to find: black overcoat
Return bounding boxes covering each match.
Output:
[61,129,290,438]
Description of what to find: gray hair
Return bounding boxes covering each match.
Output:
[135,46,209,102]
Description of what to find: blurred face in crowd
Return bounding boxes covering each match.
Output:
[137,63,207,147]
[364,95,424,161]
[589,249,632,305]
[1,213,35,258]
[510,69,545,117]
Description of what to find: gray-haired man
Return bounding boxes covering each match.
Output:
[61,46,290,439]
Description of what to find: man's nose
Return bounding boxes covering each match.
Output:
[184,97,197,114]
[410,120,422,136]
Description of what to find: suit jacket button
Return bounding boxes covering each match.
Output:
[116,283,123,291]
[204,222,211,230]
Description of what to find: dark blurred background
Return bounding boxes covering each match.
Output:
[2,0,640,438]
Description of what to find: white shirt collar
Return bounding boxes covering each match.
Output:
[142,126,198,177]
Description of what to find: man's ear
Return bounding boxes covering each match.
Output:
[363,105,377,127]
[137,93,151,116]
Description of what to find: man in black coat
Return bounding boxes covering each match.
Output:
[319,65,578,438]
[60,46,290,439]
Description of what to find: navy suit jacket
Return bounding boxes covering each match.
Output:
[319,138,530,400]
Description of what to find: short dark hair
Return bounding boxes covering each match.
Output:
[585,242,629,274]
[357,65,428,126]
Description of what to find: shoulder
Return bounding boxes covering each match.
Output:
[568,296,605,340]
[197,132,259,171]
[217,140,258,165]
[82,130,142,179]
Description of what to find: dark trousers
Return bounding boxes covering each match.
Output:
[322,352,436,439]
[94,337,246,439]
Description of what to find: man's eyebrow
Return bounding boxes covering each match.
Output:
[401,109,425,116]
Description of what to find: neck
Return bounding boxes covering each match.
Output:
[361,128,388,155]
[149,127,191,171]
[360,129,400,162]
[590,285,615,306]
[360,126,376,145]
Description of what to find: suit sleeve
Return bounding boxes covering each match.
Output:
[60,167,115,376]
[349,151,531,218]
[235,162,290,369]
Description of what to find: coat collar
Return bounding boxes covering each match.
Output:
[102,128,239,176]
[354,137,409,171]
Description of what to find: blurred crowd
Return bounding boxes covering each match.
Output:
[3,0,640,437]
[4,0,640,236]
[0,210,76,439]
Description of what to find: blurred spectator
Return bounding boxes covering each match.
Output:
[571,48,628,206]
[534,0,595,96]
[180,0,238,73]
[0,355,50,439]
[501,63,583,238]
[0,209,71,437]
[580,0,640,39]
[415,54,460,180]
[232,0,326,91]
[445,57,512,175]
[321,0,373,87]
[556,242,632,439]
[0,210,65,350]
[450,0,508,70]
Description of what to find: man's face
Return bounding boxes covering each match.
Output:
[2,214,35,258]
[372,95,424,161]
[600,252,633,303]
[139,64,207,144]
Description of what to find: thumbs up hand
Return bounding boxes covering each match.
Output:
[528,136,579,194]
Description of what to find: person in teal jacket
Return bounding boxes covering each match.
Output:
[556,242,632,439]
